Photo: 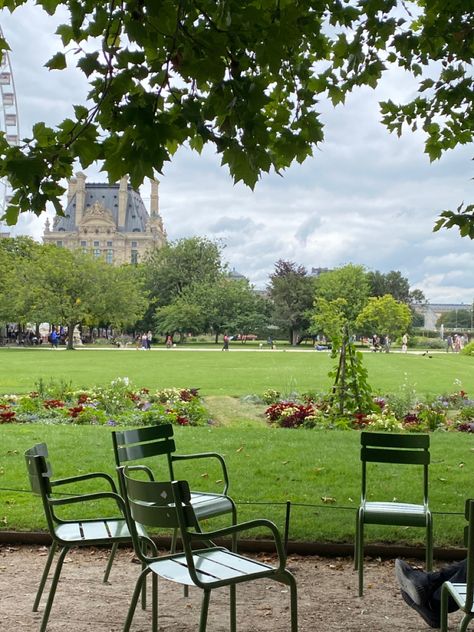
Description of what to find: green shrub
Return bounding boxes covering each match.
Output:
[461,341,474,356]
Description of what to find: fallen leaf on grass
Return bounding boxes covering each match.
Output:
[321,496,336,504]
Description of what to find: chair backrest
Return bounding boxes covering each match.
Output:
[360,432,430,503]
[118,466,200,567]
[112,425,177,477]
[24,443,56,535]
[464,499,474,611]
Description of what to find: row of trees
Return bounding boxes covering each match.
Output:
[1,235,424,348]
[268,261,424,345]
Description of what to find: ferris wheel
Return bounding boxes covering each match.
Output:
[0,24,20,228]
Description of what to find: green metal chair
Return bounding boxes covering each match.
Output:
[119,466,298,632]
[112,424,237,548]
[441,499,474,632]
[25,443,149,632]
[355,431,433,596]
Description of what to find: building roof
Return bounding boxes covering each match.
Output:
[53,183,150,233]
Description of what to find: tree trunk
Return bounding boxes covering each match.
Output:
[67,322,76,350]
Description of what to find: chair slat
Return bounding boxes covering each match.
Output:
[117,438,176,463]
[361,432,429,448]
[362,446,430,465]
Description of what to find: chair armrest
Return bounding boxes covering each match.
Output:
[120,465,155,481]
[172,452,229,494]
[49,490,126,515]
[51,471,119,493]
[188,518,287,569]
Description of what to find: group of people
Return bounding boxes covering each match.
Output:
[137,331,153,350]
[446,333,467,352]
[371,334,391,353]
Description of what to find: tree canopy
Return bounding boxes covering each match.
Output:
[267,260,315,344]
[0,1,471,236]
[355,294,412,339]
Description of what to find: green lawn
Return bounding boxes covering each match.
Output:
[0,347,472,397]
[0,347,473,547]
[1,424,473,547]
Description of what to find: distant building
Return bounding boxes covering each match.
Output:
[43,172,166,264]
[228,268,247,282]
[309,266,332,277]
[413,303,471,330]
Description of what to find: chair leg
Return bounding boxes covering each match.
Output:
[199,590,211,632]
[151,573,158,632]
[231,503,238,553]
[33,541,57,612]
[426,516,433,572]
[103,541,118,583]
[124,569,150,632]
[283,571,299,632]
[230,584,236,632]
[440,583,450,632]
[39,546,69,632]
[357,513,365,597]
[460,615,473,632]
[354,512,359,571]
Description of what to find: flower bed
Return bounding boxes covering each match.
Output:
[262,388,474,432]
[0,378,211,427]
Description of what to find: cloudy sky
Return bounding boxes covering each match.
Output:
[1,3,473,304]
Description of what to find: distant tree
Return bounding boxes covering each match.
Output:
[0,237,43,325]
[144,237,223,306]
[155,277,267,343]
[28,246,147,348]
[355,295,412,340]
[268,260,315,345]
[310,297,348,347]
[315,264,370,324]
[367,270,426,306]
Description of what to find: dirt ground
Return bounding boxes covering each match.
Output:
[0,545,463,631]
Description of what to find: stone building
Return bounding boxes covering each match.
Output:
[43,173,166,264]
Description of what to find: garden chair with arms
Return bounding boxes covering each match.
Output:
[24,443,149,632]
[118,465,298,632]
[111,424,238,551]
[441,498,474,632]
[355,431,433,596]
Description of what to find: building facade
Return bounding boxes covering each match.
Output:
[43,173,166,264]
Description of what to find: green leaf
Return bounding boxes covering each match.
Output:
[45,52,67,71]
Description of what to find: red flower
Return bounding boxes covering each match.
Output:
[0,410,16,423]
[68,406,84,418]
[43,399,65,409]
[176,416,189,426]
[77,393,89,404]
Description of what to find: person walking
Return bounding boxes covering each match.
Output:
[401,333,408,353]
[222,334,229,351]
[50,328,59,349]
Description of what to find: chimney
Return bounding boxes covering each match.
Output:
[150,178,159,217]
[118,175,128,228]
[75,172,86,225]
[67,177,77,204]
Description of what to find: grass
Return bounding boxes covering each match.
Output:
[0,347,472,397]
[2,424,474,547]
[0,347,473,547]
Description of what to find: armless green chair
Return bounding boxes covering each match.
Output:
[112,424,237,550]
[355,431,433,596]
[118,466,298,632]
[25,443,149,632]
[441,499,474,631]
